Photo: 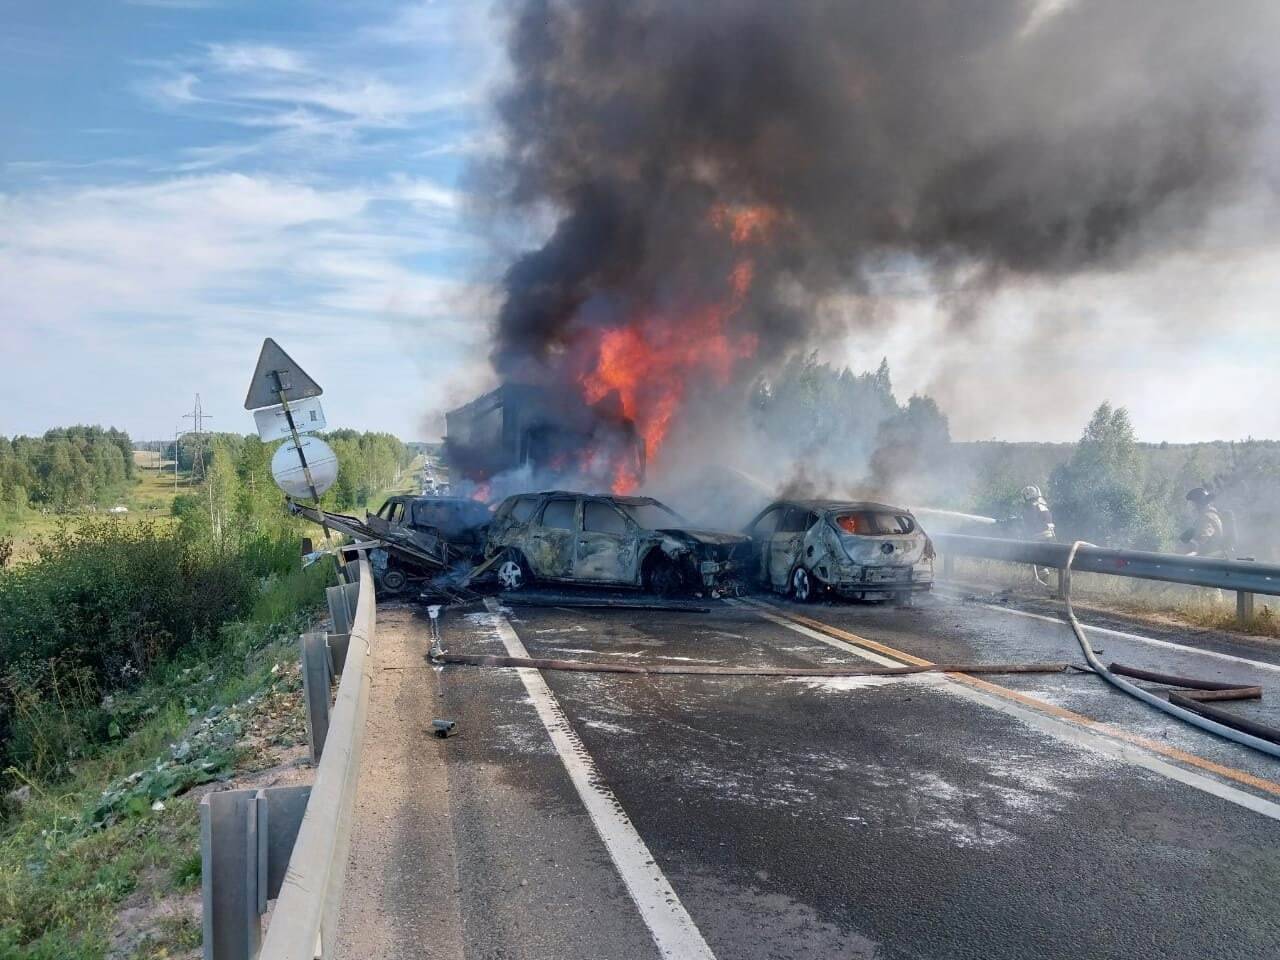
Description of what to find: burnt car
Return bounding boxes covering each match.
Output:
[485,491,748,595]
[364,495,492,593]
[745,500,934,603]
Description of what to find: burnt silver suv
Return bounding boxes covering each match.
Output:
[486,491,748,595]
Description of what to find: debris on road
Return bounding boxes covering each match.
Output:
[1060,539,1280,756]
[1107,661,1279,744]
[432,719,458,738]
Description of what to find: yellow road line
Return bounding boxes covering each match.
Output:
[747,600,1280,800]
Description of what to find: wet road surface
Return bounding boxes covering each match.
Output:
[338,587,1280,960]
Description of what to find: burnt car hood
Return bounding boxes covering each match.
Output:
[656,528,751,548]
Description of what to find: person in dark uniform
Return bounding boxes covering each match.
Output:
[1181,487,1227,559]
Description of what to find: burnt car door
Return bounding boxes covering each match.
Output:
[487,494,541,549]
[364,498,406,538]
[574,499,642,584]
[745,505,785,586]
[768,507,816,590]
[524,495,579,579]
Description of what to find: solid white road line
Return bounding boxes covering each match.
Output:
[933,584,1280,674]
[740,601,1280,824]
[482,600,717,960]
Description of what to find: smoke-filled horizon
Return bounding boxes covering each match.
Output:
[472,0,1279,497]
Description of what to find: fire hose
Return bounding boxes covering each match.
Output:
[1061,539,1280,758]
[432,652,1068,678]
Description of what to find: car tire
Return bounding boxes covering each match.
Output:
[496,552,529,592]
[379,568,408,595]
[790,566,817,603]
[646,558,683,597]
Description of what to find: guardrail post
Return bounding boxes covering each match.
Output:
[201,789,262,960]
[327,585,353,637]
[1237,590,1255,624]
[260,785,312,900]
[327,633,351,677]
[201,786,312,960]
[300,631,332,762]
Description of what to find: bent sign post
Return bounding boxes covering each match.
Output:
[245,338,337,540]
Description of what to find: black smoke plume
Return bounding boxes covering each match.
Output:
[485,0,1275,385]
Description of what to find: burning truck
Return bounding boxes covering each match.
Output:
[444,383,646,497]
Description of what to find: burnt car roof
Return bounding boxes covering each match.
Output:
[778,499,915,515]
[508,490,665,507]
[387,495,478,505]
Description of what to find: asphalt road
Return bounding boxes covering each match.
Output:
[337,586,1280,960]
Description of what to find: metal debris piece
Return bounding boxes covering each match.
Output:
[431,719,458,738]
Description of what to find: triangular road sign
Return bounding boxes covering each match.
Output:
[244,338,324,410]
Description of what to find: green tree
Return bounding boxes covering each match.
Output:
[1049,402,1164,548]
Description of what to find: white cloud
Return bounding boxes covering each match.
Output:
[0,173,490,439]
[362,1,487,48]
[390,174,463,210]
[154,71,201,104]
[206,43,307,75]
[145,39,480,138]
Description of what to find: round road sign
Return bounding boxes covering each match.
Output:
[271,435,339,499]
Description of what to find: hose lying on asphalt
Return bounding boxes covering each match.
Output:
[497,595,712,613]
[432,652,1068,677]
[1060,539,1280,758]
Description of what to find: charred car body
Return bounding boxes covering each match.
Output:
[364,495,492,594]
[485,491,748,595]
[745,500,933,602]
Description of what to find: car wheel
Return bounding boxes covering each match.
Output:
[790,566,816,602]
[496,553,528,591]
[379,568,407,595]
[646,558,683,597]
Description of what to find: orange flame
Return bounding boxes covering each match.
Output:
[709,204,780,244]
[576,203,777,493]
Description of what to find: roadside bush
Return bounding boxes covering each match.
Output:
[0,519,309,781]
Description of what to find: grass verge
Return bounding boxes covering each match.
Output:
[948,557,1280,641]
[0,563,330,960]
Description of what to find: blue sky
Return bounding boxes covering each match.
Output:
[1,1,1278,445]
[1,0,502,442]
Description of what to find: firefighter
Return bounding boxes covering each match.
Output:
[1022,485,1056,587]
[1181,486,1228,559]
[997,485,1056,587]
[1019,485,1056,542]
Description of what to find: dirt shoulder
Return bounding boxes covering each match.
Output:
[335,604,466,960]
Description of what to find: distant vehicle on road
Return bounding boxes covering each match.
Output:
[486,491,748,595]
[744,499,934,603]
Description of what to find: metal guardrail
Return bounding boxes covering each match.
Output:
[934,533,1280,623]
[201,549,375,960]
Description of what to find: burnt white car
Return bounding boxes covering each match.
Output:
[745,500,934,602]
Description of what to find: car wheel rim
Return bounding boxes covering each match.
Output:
[498,560,523,590]
[793,569,810,600]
